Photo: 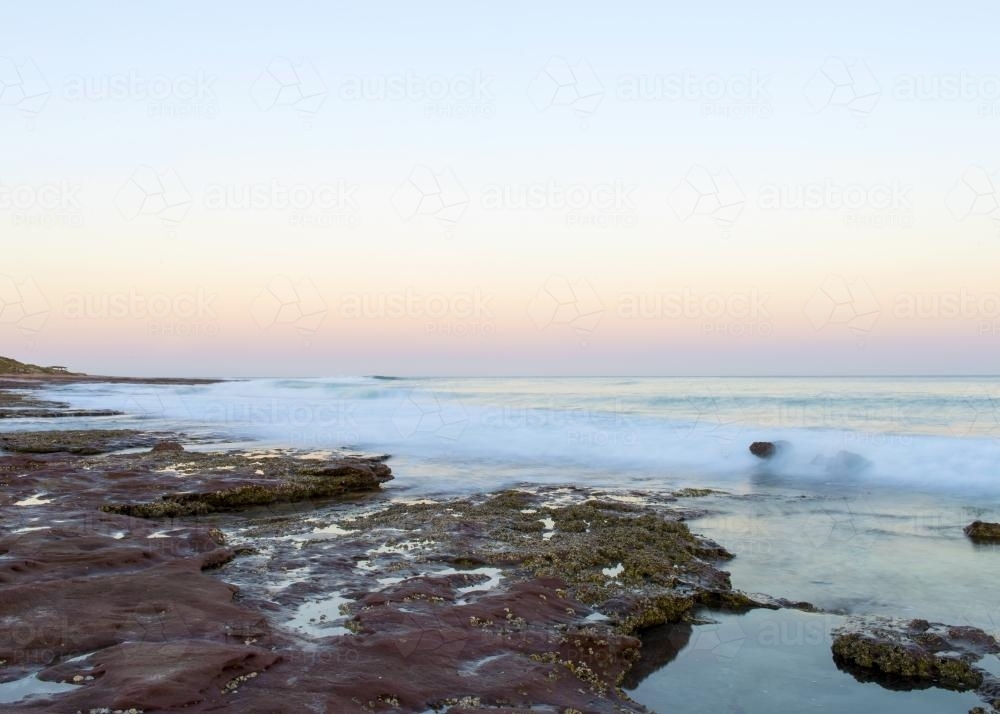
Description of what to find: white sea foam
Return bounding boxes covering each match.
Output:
[22,376,1000,496]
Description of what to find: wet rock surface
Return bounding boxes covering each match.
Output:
[749,441,777,458]
[832,617,1000,695]
[0,429,161,455]
[964,521,1000,542]
[99,448,393,518]
[0,442,395,711]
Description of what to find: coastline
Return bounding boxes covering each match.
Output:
[2,369,999,712]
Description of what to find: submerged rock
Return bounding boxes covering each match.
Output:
[964,521,1000,543]
[150,440,186,454]
[812,450,872,475]
[832,617,999,693]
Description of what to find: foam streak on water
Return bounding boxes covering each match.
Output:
[17,376,1000,497]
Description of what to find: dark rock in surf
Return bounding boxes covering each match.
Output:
[749,440,789,459]
[964,521,1000,542]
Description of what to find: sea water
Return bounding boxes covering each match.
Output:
[8,376,1000,712]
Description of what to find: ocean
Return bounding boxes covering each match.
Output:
[7,375,1000,712]
[20,375,1000,496]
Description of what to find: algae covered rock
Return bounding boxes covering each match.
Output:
[101,454,393,518]
[350,487,766,635]
[0,429,158,455]
[832,617,999,692]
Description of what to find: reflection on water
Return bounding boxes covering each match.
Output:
[626,610,984,714]
[687,489,1000,625]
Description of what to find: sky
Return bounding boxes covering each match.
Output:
[2,0,999,377]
